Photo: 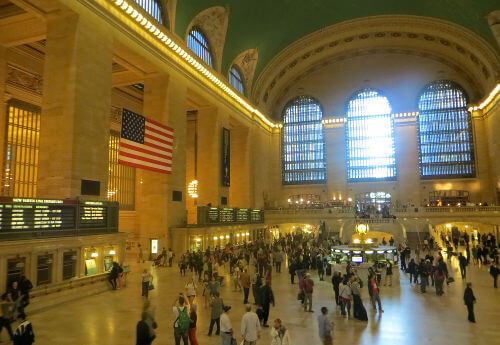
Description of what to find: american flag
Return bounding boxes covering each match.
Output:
[119,109,173,174]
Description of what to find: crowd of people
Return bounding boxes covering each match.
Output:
[130,228,499,344]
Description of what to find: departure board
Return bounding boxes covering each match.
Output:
[250,210,264,223]
[207,208,219,223]
[236,209,249,222]
[219,208,235,223]
[0,197,118,238]
[79,202,107,228]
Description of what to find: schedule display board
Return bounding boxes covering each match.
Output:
[0,197,118,239]
[197,206,264,225]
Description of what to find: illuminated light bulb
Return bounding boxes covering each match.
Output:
[109,250,116,255]
[131,10,138,18]
[140,18,148,26]
[219,236,224,240]
[161,36,168,42]
[120,1,128,10]
[196,238,201,242]
[126,6,133,14]
[136,14,143,22]
[153,29,160,36]
[213,236,218,240]
[115,0,124,5]
[145,22,152,29]
[91,252,98,258]
[149,26,156,33]
[225,235,230,239]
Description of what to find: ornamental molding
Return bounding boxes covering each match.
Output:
[230,48,258,95]
[6,64,43,95]
[253,15,500,113]
[185,6,229,72]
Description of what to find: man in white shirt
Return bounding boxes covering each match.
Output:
[241,304,261,345]
[220,305,233,345]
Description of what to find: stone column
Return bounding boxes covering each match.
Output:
[0,46,7,176]
[135,74,187,252]
[37,12,112,199]
[196,106,221,207]
[229,126,251,207]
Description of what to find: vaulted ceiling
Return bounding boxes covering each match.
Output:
[175,0,499,78]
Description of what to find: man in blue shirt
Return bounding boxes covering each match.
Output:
[317,307,333,345]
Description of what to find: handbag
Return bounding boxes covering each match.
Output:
[148,283,155,290]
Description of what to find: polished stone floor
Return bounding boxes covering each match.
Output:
[13,252,500,345]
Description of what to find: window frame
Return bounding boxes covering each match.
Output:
[345,88,397,182]
[228,65,245,95]
[187,26,213,67]
[417,80,476,179]
[281,95,327,185]
[132,0,165,25]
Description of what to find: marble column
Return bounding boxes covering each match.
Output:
[0,45,6,175]
[229,125,251,207]
[196,106,221,207]
[135,74,187,252]
[37,12,112,199]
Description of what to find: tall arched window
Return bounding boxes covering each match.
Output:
[281,96,326,184]
[133,0,163,24]
[229,66,245,95]
[346,89,396,181]
[187,27,213,67]
[417,80,475,178]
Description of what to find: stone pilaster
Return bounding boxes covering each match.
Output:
[37,12,112,199]
[0,45,7,176]
[229,126,251,207]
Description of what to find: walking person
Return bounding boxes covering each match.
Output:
[351,277,368,321]
[490,263,499,288]
[384,261,393,287]
[270,318,291,345]
[458,253,468,279]
[185,277,197,305]
[137,311,155,345]
[338,278,352,318]
[141,269,153,298]
[188,303,199,345]
[303,273,314,312]
[208,292,224,336]
[173,295,190,345]
[142,300,157,341]
[220,306,233,345]
[12,313,34,345]
[259,280,275,327]
[463,283,476,323]
[241,269,251,304]
[317,307,333,345]
[331,272,342,307]
[368,274,383,313]
[233,266,242,292]
[241,304,261,345]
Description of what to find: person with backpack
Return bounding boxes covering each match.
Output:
[13,313,34,345]
[172,294,190,345]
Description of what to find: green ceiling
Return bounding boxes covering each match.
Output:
[175,0,499,79]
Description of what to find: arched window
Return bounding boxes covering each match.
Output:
[187,27,213,67]
[229,66,245,94]
[281,96,326,184]
[346,89,396,181]
[133,0,163,24]
[417,80,475,178]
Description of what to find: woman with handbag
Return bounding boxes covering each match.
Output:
[185,278,197,305]
[270,319,291,345]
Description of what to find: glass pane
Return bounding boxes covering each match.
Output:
[346,89,396,181]
[417,81,475,178]
[281,96,326,184]
[133,0,163,24]
[187,28,213,67]
[229,67,245,94]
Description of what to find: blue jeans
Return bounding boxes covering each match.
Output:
[221,332,232,345]
[174,327,188,345]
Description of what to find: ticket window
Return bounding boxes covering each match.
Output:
[84,248,99,276]
[62,251,77,280]
[6,258,25,289]
[37,254,53,286]
[103,248,117,271]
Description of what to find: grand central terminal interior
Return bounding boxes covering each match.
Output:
[0,0,499,344]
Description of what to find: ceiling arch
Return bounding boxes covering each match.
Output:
[253,15,500,116]
[175,0,499,78]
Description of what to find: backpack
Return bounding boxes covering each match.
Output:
[175,306,190,332]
